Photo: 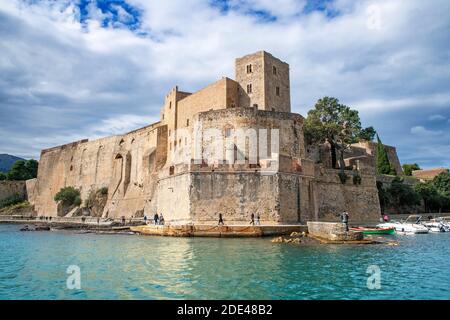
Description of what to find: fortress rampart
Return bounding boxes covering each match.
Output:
[26,51,393,224]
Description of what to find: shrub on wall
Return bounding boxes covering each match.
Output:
[54,187,81,206]
[73,196,82,207]
[0,194,24,209]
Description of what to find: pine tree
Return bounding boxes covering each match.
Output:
[376,134,396,175]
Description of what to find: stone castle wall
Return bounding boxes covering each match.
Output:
[26,51,387,224]
[31,122,167,218]
[312,168,381,223]
[350,141,403,175]
[0,181,27,202]
[235,51,290,112]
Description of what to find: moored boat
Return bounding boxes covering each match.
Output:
[422,219,450,233]
[350,226,395,235]
[377,215,429,235]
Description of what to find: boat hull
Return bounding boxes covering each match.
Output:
[350,227,395,235]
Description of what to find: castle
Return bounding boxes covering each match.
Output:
[26,51,403,224]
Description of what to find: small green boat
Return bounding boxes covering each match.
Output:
[350,227,396,235]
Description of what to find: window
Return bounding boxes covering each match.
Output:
[276,86,280,96]
[225,128,232,137]
[169,101,172,109]
[247,84,252,94]
[246,64,252,73]
[253,104,258,109]
[186,119,189,126]
[273,66,277,75]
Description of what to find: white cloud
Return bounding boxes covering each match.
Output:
[428,114,446,121]
[0,0,449,168]
[410,126,443,136]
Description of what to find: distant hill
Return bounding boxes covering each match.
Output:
[0,154,25,173]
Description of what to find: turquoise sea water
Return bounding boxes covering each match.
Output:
[0,224,449,300]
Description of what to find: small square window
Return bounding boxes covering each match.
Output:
[247,84,252,94]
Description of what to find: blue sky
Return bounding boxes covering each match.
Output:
[0,0,449,169]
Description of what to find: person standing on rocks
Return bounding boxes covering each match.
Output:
[154,213,159,225]
[256,214,261,225]
[341,211,349,231]
[250,213,255,225]
[218,213,224,226]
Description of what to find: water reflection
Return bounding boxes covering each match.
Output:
[0,225,450,299]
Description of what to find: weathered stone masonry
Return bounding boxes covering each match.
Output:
[27,51,395,223]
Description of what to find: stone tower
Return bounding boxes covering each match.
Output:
[235,51,291,112]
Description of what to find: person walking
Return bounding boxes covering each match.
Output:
[144,215,148,224]
[154,213,159,225]
[218,213,224,226]
[256,214,260,225]
[250,213,255,225]
[159,214,165,225]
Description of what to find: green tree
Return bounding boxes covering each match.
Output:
[402,163,420,176]
[358,126,377,141]
[415,182,440,213]
[304,97,375,174]
[387,177,421,207]
[432,172,450,197]
[54,187,81,206]
[0,172,6,181]
[6,159,38,180]
[376,135,396,175]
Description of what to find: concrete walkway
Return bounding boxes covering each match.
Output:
[131,224,308,237]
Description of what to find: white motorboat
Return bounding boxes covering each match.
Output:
[422,218,450,233]
[377,215,429,234]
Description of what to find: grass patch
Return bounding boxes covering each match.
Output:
[0,201,31,215]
